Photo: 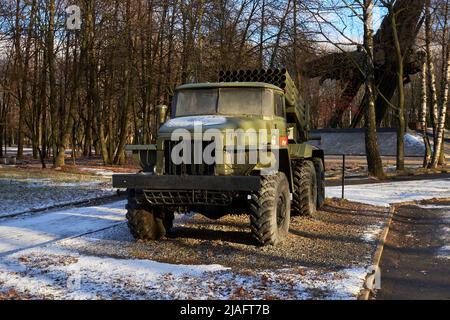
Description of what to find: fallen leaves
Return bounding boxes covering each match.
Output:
[234,287,245,297]
[0,289,26,301]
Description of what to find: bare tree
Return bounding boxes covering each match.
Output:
[363,0,385,178]
[305,0,385,178]
[431,0,450,167]
[420,55,433,166]
[423,0,449,168]
[380,0,407,171]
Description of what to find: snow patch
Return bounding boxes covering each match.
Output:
[0,201,127,254]
[417,205,450,210]
[174,212,198,223]
[0,247,228,300]
[326,179,450,207]
[14,178,108,187]
[79,168,116,177]
[404,134,425,150]
[0,246,370,300]
[0,178,115,217]
[362,223,384,243]
[437,246,450,260]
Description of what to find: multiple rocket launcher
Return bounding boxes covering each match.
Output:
[219,68,310,142]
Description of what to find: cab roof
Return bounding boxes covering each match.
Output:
[176,82,284,92]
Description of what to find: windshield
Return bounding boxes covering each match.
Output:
[173,88,274,117]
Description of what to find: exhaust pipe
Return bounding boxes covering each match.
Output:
[156,105,169,127]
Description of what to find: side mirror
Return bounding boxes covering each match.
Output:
[156,104,169,127]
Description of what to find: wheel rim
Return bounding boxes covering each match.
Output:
[276,193,287,227]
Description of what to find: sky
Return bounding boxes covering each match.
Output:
[305,0,387,51]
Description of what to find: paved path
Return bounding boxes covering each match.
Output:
[376,203,450,300]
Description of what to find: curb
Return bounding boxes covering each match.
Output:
[358,204,396,300]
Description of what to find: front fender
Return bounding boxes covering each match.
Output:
[289,143,315,160]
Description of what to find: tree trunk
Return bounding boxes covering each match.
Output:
[425,0,439,140]
[364,0,385,179]
[420,59,432,167]
[114,0,133,164]
[431,0,450,168]
[390,7,405,171]
[431,42,450,168]
[54,34,79,168]
[46,0,59,166]
[259,0,266,69]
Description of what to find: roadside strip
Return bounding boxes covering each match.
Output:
[358,197,450,300]
[358,204,396,300]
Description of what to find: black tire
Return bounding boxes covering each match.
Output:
[249,172,291,246]
[292,161,318,217]
[313,158,326,209]
[161,209,175,235]
[126,192,174,241]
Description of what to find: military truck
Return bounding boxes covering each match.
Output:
[113,69,325,246]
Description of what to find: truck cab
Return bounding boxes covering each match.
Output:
[157,83,289,177]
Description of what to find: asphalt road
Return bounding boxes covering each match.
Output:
[376,202,450,300]
[326,173,450,187]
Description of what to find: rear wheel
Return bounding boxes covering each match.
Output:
[249,173,291,246]
[313,158,326,209]
[292,161,318,217]
[126,190,174,241]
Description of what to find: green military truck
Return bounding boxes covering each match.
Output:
[113,69,325,246]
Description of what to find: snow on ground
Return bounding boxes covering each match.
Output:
[417,205,450,210]
[0,178,115,217]
[404,134,426,154]
[0,244,368,300]
[361,222,385,244]
[0,199,375,300]
[326,179,450,207]
[0,201,126,255]
[0,247,229,300]
[1,147,33,157]
[437,246,450,260]
[79,168,116,177]
[20,179,104,188]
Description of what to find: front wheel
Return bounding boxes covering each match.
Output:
[126,192,174,241]
[249,173,291,246]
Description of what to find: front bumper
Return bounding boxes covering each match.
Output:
[112,174,261,192]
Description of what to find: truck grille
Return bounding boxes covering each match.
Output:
[164,140,216,176]
[144,190,232,206]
